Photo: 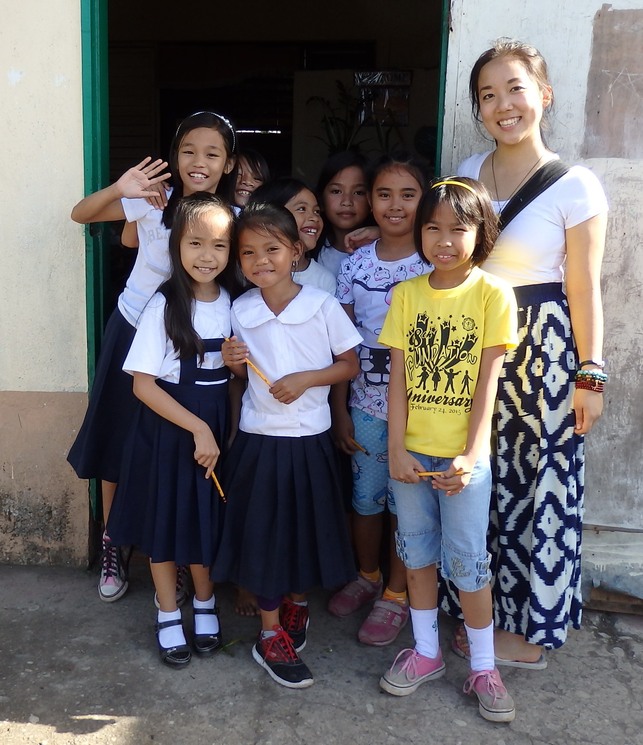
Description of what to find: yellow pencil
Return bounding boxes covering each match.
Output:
[350,438,371,456]
[416,468,469,477]
[224,338,272,387]
[211,472,226,502]
[245,357,272,387]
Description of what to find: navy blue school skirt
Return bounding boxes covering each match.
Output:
[107,380,229,566]
[67,308,138,484]
[213,430,356,598]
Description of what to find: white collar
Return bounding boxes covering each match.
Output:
[233,284,329,328]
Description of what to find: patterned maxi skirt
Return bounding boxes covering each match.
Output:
[442,282,584,649]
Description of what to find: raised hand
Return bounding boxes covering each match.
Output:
[116,157,171,199]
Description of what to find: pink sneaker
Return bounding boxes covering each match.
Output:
[463,668,516,722]
[379,648,445,696]
[328,575,382,617]
[357,599,409,646]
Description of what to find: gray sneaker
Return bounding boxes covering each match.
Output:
[463,668,516,722]
[98,532,128,603]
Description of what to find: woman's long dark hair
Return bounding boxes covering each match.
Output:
[162,111,237,230]
[160,193,236,362]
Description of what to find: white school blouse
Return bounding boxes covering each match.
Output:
[232,284,363,437]
[123,290,231,385]
[119,196,172,326]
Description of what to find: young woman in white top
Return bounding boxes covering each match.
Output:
[449,38,608,668]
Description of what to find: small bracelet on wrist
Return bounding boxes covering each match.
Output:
[575,380,605,393]
[578,359,605,369]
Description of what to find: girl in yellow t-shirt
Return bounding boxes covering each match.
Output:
[378,177,518,723]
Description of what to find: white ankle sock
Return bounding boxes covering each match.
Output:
[465,621,495,672]
[157,609,185,648]
[410,607,439,659]
[193,595,219,636]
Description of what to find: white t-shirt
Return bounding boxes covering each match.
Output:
[458,152,609,287]
[317,239,350,278]
[336,240,430,419]
[123,290,231,385]
[119,197,172,326]
[293,257,337,295]
[232,284,363,437]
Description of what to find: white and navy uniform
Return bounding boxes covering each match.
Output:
[107,290,230,565]
[213,284,362,597]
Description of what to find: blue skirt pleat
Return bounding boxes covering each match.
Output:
[213,430,356,598]
[67,308,138,483]
[107,380,228,566]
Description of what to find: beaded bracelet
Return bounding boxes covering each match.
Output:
[575,369,608,381]
[574,368,607,393]
[575,379,605,393]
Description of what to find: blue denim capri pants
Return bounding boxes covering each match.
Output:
[391,453,492,593]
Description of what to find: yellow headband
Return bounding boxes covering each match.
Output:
[431,179,476,194]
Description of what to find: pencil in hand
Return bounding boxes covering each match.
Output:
[350,438,371,456]
[416,468,470,478]
[245,357,272,387]
[224,337,272,387]
[211,472,226,502]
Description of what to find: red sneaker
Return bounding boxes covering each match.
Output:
[252,626,314,689]
[280,598,310,652]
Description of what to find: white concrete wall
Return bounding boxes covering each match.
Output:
[0,1,87,393]
[442,1,643,530]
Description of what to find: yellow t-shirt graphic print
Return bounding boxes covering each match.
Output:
[406,310,478,412]
[379,268,518,458]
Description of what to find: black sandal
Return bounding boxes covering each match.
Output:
[193,606,222,656]
[156,618,192,668]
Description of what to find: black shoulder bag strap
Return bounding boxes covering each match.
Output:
[498,160,570,233]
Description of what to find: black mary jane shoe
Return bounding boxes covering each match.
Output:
[156,618,192,668]
[193,606,223,656]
